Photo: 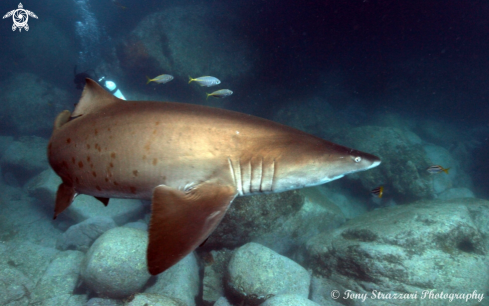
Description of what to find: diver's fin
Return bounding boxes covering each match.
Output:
[95,197,110,206]
[147,182,237,275]
[71,78,120,118]
[53,182,76,219]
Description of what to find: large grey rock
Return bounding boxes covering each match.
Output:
[86,298,124,306]
[307,198,489,306]
[3,242,59,285]
[125,293,185,306]
[125,6,253,84]
[214,296,232,306]
[81,227,150,298]
[206,190,303,249]
[0,264,35,305]
[145,253,199,306]
[36,294,87,306]
[227,243,310,305]
[0,136,14,159]
[0,72,72,137]
[253,187,345,258]
[65,195,145,225]
[202,249,233,305]
[261,294,321,306]
[310,276,346,306]
[31,250,84,303]
[437,187,475,200]
[273,97,349,140]
[25,168,62,210]
[0,136,49,186]
[56,216,117,251]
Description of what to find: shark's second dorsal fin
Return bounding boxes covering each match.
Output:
[71,78,121,117]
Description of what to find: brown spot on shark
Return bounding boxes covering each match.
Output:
[47,78,381,276]
[78,161,83,168]
[133,170,138,177]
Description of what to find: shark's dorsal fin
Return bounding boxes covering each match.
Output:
[72,78,121,117]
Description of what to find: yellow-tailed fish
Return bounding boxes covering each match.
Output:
[146,74,174,85]
[426,165,450,174]
[206,89,233,100]
[371,186,384,198]
[188,76,221,87]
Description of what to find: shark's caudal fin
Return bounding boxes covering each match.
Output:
[147,182,237,275]
[53,182,76,220]
[71,78,121,118]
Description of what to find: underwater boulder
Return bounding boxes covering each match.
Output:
[81,227,150,299]
[144,253,199,306]
[120,6,254,84]
[205,190,304,250]
[0,73,72,137]
[226,242,310,305]
[306,198,489,305]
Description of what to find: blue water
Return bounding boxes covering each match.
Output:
[0,0,488,305]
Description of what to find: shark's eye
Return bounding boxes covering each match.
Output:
[354,156,362,163]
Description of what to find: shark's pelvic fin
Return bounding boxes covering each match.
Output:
[147,182,237,275]
[71,78,120,118]
[53,182,76,220]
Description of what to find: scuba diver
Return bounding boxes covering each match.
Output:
[73,65,126,100]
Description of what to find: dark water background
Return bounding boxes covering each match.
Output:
[0,0,488,195]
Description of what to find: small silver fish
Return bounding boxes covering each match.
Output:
[206,89,233,100]
[146,74,174,84]
[188,76,221,87]
[427,165,450,174]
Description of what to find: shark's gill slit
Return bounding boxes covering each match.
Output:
[247,160,252,194]
[258,157,264,193]
[271,158,276,192]
[227,157,237,187]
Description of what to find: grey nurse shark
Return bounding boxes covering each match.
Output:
[48,79,381,275]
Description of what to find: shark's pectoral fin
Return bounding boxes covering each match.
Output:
[53,182,76,220]
[147,182,237,275]
[94,197,110,206]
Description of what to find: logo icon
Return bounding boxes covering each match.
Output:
[3,3,38,32]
